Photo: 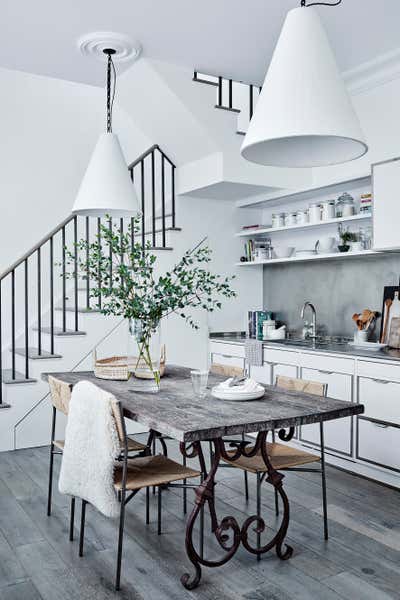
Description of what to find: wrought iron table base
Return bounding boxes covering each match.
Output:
[180,431,293,590]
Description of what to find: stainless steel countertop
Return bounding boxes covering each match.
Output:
[210,332,400,362]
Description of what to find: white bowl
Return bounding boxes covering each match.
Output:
[274,246,295,259]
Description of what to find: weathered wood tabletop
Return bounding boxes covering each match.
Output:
[42,365,364,442]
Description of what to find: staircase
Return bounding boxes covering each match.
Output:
[193,71,262,137]
[0,144,179,451]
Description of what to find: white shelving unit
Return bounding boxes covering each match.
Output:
[236,249,381,267]
[236,213,371,238]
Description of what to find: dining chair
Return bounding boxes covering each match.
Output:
[75,395,201,591]
[221,374,329,555]
[209,363,250,500]
[47,375,148,540]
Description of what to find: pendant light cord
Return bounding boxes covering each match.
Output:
[106,53,116,133]
[301,0,342,6]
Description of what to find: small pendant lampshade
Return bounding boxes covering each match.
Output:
[241,6,368,168]
[72,47,139,217]
[72,132,138,217]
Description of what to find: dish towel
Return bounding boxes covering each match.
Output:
[245,338,263,367]
[59,380,121,518]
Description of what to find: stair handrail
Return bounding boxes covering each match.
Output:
[128,144,176,169]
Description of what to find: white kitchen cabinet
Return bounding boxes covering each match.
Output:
[299,367,353,456]
[358,376,400,426]
[372,156,400,250]
[357,418,400,472]
[249,363,272,385]
[273,362,298,380]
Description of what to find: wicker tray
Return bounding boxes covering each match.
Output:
[93,347,166,381]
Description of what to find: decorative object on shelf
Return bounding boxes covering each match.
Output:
[336,192,355,218]
[338,223,357,252]
[240,0,367,168]
[288,212,298,226]
[271,213,285,228]
[72,44,139,217]
[359,193,372,215]
[274,246,295,259]
[65,217,236,391]
[297,209,309,225]
[321,200,336,221]
[309,203,322,223]
[315,237,336,254]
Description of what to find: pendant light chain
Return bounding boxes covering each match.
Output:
[300,0,342,6]
[106,52,117,133]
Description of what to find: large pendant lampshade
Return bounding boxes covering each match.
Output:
[241,3,368,168]
[72,49,139,216]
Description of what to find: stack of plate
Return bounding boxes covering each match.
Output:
[211,382,265,401]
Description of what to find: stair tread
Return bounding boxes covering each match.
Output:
[55,306,101,313]
[32,326,86,336]
[14,348,62,359]
[215,105,241,114]
[2,369,37,384]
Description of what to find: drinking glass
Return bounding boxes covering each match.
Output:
[190,370,209,398]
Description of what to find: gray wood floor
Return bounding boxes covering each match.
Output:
[0,436,399,600]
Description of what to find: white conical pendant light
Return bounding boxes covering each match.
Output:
[72,49,139,216]
[241,1,368,168]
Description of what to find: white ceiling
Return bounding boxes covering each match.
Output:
[1,0,399,87]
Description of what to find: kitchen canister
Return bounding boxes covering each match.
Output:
[297,209,309,225]
[287,212,297,226]
[271,213,285,228]
[309,203,321,223]
[321,200,335,220]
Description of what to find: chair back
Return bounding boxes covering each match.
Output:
[275,375,327,397]
[48,375,72,415]
[210,363,244,378]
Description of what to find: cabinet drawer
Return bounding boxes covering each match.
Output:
[273,363,298,380]
[211,352,245,369]
[299,367,353,456]
[300,352,354,375]
[250,364,272,385]
[357,360,400,383]
[357,418,400,472]
[263,347,300,367]
[209,341,245,358]
[358,377,400,426]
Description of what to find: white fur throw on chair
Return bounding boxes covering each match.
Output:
[59,380,121,518]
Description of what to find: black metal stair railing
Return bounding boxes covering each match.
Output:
[0,144,177,404]
[193,71,262,135]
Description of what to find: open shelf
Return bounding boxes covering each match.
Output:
[236,213,371,237]
[235,249,382,267]
[236,173,371,209]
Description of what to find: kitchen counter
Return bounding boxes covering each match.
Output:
[210,332,400,362]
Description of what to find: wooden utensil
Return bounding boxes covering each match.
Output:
[388,316,400,348]
[381,298,393,343]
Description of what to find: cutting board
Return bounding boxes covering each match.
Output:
[388,317,400,348]
[380,286,400,343]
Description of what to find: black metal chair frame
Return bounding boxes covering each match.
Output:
[77,404,204,591]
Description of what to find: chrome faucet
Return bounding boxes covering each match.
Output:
[301,301,317,339]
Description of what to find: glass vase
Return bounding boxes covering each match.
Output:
[127,318,161,392]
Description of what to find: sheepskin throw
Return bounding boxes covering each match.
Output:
[59,380,121,518]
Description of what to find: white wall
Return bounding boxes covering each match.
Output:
[0,67,152,273]
[312,76,400,186]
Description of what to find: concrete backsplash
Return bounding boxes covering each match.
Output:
[263,254,400,338]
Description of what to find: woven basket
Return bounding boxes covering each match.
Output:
[93,346,166,381]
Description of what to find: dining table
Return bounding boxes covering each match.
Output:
[43,365,364,589]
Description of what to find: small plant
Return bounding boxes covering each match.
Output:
[63,216,236,385]
[338,224,358,244]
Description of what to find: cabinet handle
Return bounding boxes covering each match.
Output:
[318,370,334,375]
[266,361,276,366]
[372,422,389,428]
[221,354,233,359]
[371,378,391,384]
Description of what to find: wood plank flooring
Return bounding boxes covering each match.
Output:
[0,437,398,599]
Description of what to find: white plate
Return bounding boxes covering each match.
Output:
[211,386,265,401]
[348,341,387,351]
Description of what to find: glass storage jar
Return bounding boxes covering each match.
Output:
[336,192,355,217]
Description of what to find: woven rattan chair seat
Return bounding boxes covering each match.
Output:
[114,454,200,491]
[53,436,147,453]
[223,442,320,473]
